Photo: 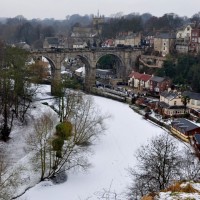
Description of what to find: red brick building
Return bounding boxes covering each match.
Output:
[149,76,171,95]
[190,28,200,53]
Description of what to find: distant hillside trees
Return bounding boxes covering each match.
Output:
[144,13,185,32]
[102,14,143,38]
[155,54,200,92]
[101,12,187,38]
[0,14,93,47]
[0,12,190,46]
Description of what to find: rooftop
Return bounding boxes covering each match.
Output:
[194,133,200,144]
[154,32,176,39]
[150,76,166,83]
[160,90,181,100]
[182,91,200,101]
[171,118,200,132]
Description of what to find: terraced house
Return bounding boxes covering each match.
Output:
[182,91,200,117]
[158,89,189,117]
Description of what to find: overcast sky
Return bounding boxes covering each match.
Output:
[1,0,200,20]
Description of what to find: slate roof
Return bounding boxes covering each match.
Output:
[182,91,200,101]
[158,102,185,109]
[171,118,200,132]
[160,90,180,100]
[46,37,59,45]
[73,41,86,45]
[150,76,165,83]
[158,101,170,108]
[194,134,200,144]
[154,33,176,39]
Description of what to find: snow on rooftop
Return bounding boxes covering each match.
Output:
[75,66,85,73]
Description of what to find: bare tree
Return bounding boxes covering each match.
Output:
[94,181,122,200]
[181,147,200,181]
[47,93,108,178]
[26,93,108,181]
[26,111,57,181]
[69,93,107,145]
[127,133,182,199]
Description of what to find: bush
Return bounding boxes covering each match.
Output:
[52,137,64,152]
[56,121,73,140]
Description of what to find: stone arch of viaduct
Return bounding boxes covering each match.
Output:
[30,48,142,94]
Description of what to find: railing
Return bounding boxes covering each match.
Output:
[170,127,189,142]
[30,46,143,54]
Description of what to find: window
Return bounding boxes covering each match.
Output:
[191,99,195,105]
[174,101,177,106]
[197,100,200,106]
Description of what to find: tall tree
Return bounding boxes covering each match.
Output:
[189,64,200,92]
[0,44,35,141]
[128,134,182,199]
[181,95,190,113]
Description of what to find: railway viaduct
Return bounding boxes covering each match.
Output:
[30,48,143,94]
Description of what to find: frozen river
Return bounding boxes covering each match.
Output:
[19,95,180,200]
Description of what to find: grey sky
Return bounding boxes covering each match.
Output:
[1,0,200,19]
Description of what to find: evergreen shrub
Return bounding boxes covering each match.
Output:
[56,121,73,140]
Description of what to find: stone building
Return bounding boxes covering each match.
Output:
[149,76,171,94]
[158,90,189,117]
[115,32,141,47]
[43,37,68,49]
[176,24,193,53]
[190,26,200,53]
[70,13,105,48]
[154,33,176,56]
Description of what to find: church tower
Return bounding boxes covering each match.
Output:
[92,10,105,35]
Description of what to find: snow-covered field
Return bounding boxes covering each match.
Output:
[9,85,186,200]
